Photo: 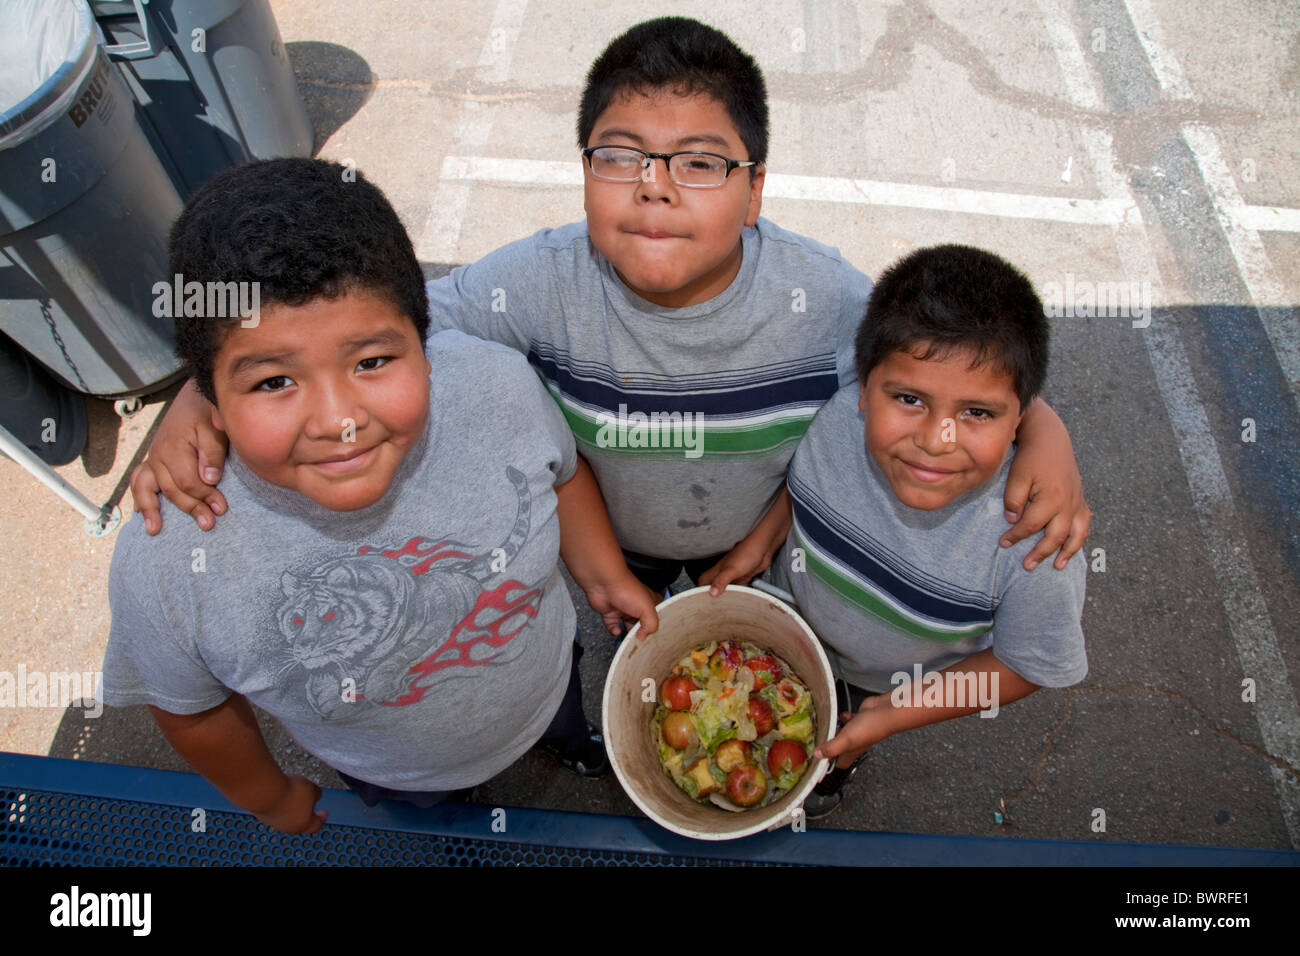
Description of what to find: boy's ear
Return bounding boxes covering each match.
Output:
[857,379,869,412]
[210,399,226,434]
[744,163,766,227]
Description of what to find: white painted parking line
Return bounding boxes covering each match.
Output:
[767,173,1140,226]
[438,157,1300,234]
[440,155,577,186]
[1124,0,1194,97]
[1123,0,1300,413]
[416,0,530,264]
[1037,0,1300,847]
[1180,124,1300,406]
[437,155,1140,226]
[1236,205,1300,233]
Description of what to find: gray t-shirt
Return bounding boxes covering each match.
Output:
[426,218,871,559]
[770,384,1087,693]
[103,331,578,791]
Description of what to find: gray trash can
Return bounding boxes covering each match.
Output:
[0,0,184,398]
[94,0,314,198]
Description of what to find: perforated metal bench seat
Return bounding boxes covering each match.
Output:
[2,752,1293,866]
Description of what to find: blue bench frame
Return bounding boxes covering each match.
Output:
[2,752,1295,866]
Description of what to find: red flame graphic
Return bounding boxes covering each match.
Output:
[357,537,473,575]
[382,580,541,706]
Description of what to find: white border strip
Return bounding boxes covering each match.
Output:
[437,156,1300,234]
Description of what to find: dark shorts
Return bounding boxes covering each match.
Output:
[620,547,729,594]
[335,638,589,808]
[837,677,881,714]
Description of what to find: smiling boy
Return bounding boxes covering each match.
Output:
[102,159,657,833]
[210,293,431,513]
[129,17,1090,599]
[770,245,1088,817]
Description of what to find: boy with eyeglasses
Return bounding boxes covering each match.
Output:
[130,17,1090,605]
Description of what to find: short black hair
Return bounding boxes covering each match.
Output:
[854,245,1048,411]
[169,158,428,403]
[577,17,768,166]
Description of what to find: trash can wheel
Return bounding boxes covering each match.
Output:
[114,396,143,418]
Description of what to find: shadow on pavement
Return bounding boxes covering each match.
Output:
[287,42,376,155]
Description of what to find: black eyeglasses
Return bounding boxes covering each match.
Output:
[582,146,758,188]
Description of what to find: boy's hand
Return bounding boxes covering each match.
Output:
[813,695,896,769]
[699,487,793,595]
[585,576,661,638]
[1001,469,1091,571]
[128,380,230,535]
[698,533,775,595]
[1002,399,1091,570]
[254,773,328,835]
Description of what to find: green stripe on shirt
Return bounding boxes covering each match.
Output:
[544,384,818,459]
[795,528,991,643]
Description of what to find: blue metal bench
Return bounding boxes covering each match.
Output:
[2,752,1294,866]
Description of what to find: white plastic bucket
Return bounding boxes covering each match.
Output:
[602,585,837,841]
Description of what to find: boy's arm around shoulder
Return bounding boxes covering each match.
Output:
[128,379,229,536]
[1003,399,1092,570]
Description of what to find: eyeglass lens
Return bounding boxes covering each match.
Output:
[588,147,730,186]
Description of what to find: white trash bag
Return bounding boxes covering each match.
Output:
[0,0,95,148]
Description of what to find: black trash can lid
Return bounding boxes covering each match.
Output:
[0,0,97,149]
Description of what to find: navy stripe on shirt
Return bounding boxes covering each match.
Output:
[789,472,996,625]
[528,344,839,417]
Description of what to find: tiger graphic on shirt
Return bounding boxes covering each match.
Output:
[274,467,542,718]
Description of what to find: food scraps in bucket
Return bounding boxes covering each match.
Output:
[652,639,816,810]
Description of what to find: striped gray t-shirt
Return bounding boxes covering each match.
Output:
[771,384,1088,693]
[426,218,871,560]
